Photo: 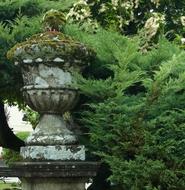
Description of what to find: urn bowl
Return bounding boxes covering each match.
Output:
[23,87,78,114]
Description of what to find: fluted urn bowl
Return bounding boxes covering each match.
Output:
[7,31,95,161]
[22,87,78,114]
[7,31,94,114]
[7,31,95,113]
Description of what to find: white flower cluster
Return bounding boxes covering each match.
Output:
[117,15,124,29]
[134,0,140,8]
[74,0,88,6]
[180,16,185,26]
[177,16,185,45]
[144,13,165,39]
[112,0,135,28]
[67,0,141,32]
[67,0,99,32]
[111,0,119,6]
[181,38,185,44]
[121,1,134,10]
[99,3,107,13]
[151,0,160,8]
[66,0,91,21]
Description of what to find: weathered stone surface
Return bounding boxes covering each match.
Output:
[0,161,100,178]
[21,178,86,190]
[26,114,77,145]
[23,88,78,114]
[7,32,95,69]
[53,57,65,62]
[35,58,43,63]
[21,145,85,161]
[22,64,73,88]
[23,59,33,63]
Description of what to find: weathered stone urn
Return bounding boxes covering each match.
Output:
[7,10,98,190]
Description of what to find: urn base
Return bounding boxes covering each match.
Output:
[20,145,85,161]
[26,114,77,146]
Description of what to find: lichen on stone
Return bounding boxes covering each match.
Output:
[7,31,95,71]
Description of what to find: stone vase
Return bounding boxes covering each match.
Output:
[20,62,85,161]
[7,23,98,190]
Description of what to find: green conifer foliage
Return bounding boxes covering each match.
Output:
[0,0,76,22]
[65,27,185,189]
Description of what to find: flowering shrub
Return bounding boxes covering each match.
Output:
[67,0,185,41]
[66,0,99,32]
[67,0,137,32]
[144,13,165,40]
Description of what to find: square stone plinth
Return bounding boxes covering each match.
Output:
[21,178,86,190]
[11,161,99,190]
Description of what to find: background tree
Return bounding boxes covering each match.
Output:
[67,0,185,43]
[0,100,25,151]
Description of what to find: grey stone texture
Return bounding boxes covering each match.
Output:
[21,178,86,190]
[25,114,77,146]
[21,145,85,161]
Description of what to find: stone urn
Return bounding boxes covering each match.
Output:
[7,28,95,162]
[7,10,99,190]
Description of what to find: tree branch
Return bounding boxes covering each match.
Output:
[0,99,25,152]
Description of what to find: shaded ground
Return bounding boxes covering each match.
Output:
[0,182,13,189]
[0,183,21,190]
[0,159,20,186]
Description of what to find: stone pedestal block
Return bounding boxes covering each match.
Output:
[12,161,99,190]
[21,178,86,190]
[21,145,85,161]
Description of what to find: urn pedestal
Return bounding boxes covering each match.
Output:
[21,86,85,161]
[7,14,98,190]
[20,62,85,161]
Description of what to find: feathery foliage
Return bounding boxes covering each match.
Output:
[64,27,185,189]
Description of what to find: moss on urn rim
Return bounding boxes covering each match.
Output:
[7,31,95,68]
